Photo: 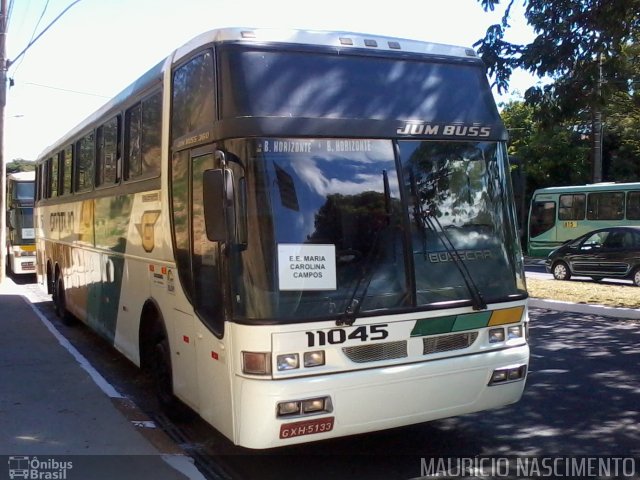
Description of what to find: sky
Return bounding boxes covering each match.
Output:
[4,0,540,162]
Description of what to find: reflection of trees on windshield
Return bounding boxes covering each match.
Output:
[309,191,391,254]
[405,142,496,228]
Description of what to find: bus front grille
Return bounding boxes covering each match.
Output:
[422,332,479,355]
[342,341,407,363]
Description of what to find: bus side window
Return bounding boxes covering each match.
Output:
[50,156,59,198]
[626,191,640,220]
[75,132,95,192]
[62,146,73,195]
[529,201,556,238]
[97,116,120,187]
[126,91,161,181]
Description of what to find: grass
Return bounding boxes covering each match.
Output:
[526,277,640,309]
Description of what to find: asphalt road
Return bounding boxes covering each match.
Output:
[15,275,640,480]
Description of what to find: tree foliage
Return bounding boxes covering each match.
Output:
[6,159,35,174]
[477,0,640,182]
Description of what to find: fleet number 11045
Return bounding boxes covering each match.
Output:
[305,325,389,347]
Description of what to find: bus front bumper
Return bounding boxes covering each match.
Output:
[232,344,529,449]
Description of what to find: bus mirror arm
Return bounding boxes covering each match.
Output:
[203,169,235,243]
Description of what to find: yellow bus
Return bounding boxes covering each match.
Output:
[35,28,529,449]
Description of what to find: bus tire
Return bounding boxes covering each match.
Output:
[150,334,193,421]
[632,268,640,287]
[53,276,75,326]
[552,261,571,281]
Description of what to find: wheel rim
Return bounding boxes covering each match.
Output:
[554,264,567,279]
[634,270,640,286]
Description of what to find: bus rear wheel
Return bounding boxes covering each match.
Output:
[552,261,571,281]
[53,277,75,326]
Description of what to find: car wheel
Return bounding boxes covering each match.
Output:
[552,261,571,281]
[633,268,640,287]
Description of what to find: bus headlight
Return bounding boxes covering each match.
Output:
[303,351,325,367]
[507,325,523,340]
[277,353,299,371]
[488,328,505,343]
[242,351,271,375]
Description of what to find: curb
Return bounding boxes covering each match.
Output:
[529,298,640,320]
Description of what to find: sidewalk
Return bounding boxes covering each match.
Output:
[0,277,205,480]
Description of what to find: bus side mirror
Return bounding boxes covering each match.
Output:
[203,169,235,243]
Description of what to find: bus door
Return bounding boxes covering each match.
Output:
[171,144,231,421]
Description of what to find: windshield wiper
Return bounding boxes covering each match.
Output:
[337,170,392,327]
[410,172,487,311]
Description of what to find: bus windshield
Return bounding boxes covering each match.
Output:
[10,207,35,244]
[226,138,525,321]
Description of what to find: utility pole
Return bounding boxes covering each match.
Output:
[0,0,82,283]
[1,0,8,283]
[592,52,603,184]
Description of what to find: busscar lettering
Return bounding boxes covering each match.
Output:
[397,122,491,138]
[428,250,492,263]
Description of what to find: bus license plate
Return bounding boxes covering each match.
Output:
[279,417,334,439]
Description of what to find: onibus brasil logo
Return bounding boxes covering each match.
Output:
[8,456,72,480]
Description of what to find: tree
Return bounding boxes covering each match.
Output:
[475,0,640,181]
[6,159,35,173]
[501,99,590,231]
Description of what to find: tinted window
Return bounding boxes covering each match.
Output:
[529,201,556,238]
[126,92,162,180]
[126,104,142,179]
[558,194,585,220]
[219,47,500,125]
[50,156,58,198]
[171,50,215,142]
[626,191,640,220]
[141,92,162,176]
[62,147,73,195]
[97,116,120,186]
[75,132,95,192]
[587,192,624,220]
[603,229,635,249]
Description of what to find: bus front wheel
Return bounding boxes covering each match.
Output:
[149,334,193,421]
[552,262,571,281]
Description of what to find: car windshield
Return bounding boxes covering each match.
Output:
[224,138,526,321]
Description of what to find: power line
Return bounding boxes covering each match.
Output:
[20,80,110,98]
[10,0,50,74]
[7,0,82,69]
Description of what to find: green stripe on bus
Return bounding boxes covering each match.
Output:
[451,311,492,331]
[411,310,494,337]
[410,316,457,337]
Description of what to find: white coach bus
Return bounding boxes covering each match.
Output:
[35,28,529,449]
[6,171,36,274]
